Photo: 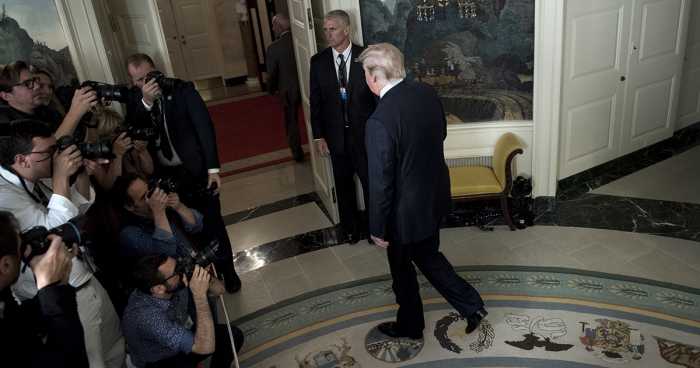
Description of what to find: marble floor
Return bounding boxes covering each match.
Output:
[592,145,700,204]
[213,141,700,359]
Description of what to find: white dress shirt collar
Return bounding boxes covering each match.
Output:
[332,43,352,63]
[0,165,34,191]
[380,78,404,99]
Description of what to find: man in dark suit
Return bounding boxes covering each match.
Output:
[266,14,304,162]
[360,43,487,340]
[124,54,241,293]
[310,9,377,243]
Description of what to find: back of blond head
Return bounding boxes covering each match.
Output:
[357,43,406,82]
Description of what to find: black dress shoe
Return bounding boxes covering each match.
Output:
[465,308,488,334]
[377,322,423,340]
[224,273,242,294]
[346,232,359,244]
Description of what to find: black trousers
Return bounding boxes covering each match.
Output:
[330,131,369,236]
[387,229,484,334]
[146,323,244,368]
[282,94,303,160]
[156,165,238,280]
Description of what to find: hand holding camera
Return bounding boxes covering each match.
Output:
[69,86,99,118]
[53,143,83,180]
[142,78,162,106]
[146,187,169,214]
[165,192,183,210]
[185,265,211,300]
[29,235,76,290]
[112,132,134,157]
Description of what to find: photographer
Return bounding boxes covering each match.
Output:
[84,106,154,191]
[0,61,97,138]
[124,54,240,293]
[123,254,244,368]
[0,119,125,368]
[114,173,203,258]
[0,211,88,367]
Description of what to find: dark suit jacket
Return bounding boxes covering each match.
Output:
[365,80,452,244]
[310,44,377,155]
[266,31,300,106]
[125,81,220,178]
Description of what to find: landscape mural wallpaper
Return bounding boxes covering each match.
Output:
[360,0,534,123]
[0,0,78,87]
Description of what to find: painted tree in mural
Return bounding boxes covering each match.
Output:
[360,0,534,123]
[0,1,78,87]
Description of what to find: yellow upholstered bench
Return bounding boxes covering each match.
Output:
[449,132,524,230]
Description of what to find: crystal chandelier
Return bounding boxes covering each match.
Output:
[416,0,478,23]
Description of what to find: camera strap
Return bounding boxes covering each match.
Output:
[0,167,47,207]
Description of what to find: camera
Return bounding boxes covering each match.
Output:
[147,177,179,196]
[56,135,114,161]
[145,70,179,93]
[20,219,83,263]
[80,81,131,103]
[175,240,220,279]
[115,124,158,142]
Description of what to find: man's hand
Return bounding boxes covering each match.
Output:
[112,133,134,157]
[82,159,102,176]
[68,86,98,118]
[207,173,221,193]
[146,188,168,214]
[141,79,162,106]
[371,235,390,248]
[133,140,149,152]
[165,192,183,210]
[52,145,83,179]
[29,235,76,289]
[315,138,330,156]
[187,265,211,300]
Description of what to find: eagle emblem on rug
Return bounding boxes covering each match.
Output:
[654,336,700,367]
[504,314,573,352]
[579,319,645,363]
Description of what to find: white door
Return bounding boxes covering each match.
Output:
[620,0,690,154]
[105,0,173,75]
[288,0,340,224]
[170,0,221,80]
[156,0,190,80]
[677,0,700,129]
[559,0,632,178]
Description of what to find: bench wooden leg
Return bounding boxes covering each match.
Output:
[500,196,516,231]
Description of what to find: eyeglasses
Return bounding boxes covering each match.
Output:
[13,77,39,90]
[24,145,57,162]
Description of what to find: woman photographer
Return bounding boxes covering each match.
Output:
[83,106,153,191]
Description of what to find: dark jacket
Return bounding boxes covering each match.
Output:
[310,44,377,155]
[0,284,88,367]
[0,103,63,135]
[124,81,220,178]
[266,31,300,106]
[365,80,452,244]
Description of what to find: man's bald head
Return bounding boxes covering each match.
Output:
[272,14,290,37]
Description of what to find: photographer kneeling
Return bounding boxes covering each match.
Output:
[0,211,89,367]
[123,254,244,368]
[114,173,203,258]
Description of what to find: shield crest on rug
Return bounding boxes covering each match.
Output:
[295,338,360,368]
[579,319,645,363]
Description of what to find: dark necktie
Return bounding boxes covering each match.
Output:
[33,182,50,207]
[151,99,174,160]
[337,54,349,123]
